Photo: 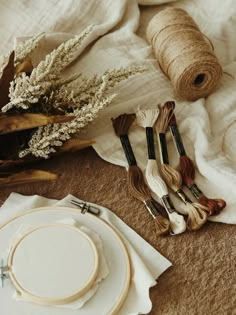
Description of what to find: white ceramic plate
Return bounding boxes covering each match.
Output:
[0,206,130,315]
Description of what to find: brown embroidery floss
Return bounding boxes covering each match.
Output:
[136,107,186,235]
[146,7,222,101]
[155,102,208,230]
[166,101,226,215]
[112,113,170,236]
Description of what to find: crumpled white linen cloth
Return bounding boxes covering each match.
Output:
[0,192,171,315]
[1,0,236,223]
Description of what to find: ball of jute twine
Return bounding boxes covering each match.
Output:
[146,8,223,101]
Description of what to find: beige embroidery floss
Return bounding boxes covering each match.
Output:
[146,8,222,101]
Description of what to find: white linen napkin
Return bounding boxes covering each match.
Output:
[0,192,171,315]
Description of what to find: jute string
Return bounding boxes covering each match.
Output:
[146,8,222,101]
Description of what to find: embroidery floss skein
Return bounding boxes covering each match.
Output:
[112,113,170,236]
[165,101,226,215]
[146,7,222,101]
[136,107,186,234]
[155,103,208,230]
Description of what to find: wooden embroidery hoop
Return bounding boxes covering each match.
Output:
[0,206,131,315]
[7,223,99,305]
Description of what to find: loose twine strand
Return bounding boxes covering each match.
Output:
[146,7,223,101]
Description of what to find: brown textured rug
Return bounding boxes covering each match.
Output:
[0,148,235,315]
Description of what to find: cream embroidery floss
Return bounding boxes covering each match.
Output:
[155,102,208,231]
[112,113,170,236]
[136,107,186,235]
[146,7,222,101]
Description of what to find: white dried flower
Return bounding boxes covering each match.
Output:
[0,25,148,159]
[71,66,147,105]
[19,94,116,159]
[29,25,93,85]
[2,73,50,112]
[0,33,44,77]
[18,65,147,158]
[14,33,45,65]
[2,26,93,113]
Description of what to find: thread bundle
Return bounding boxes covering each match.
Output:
[146,7,222,101]
[155,102,209,230]
[165,102,226,215]
[111,114,170,236]
[112,102,226,236]
[136,108,186,235]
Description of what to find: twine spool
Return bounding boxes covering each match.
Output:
[147,8,222,101]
